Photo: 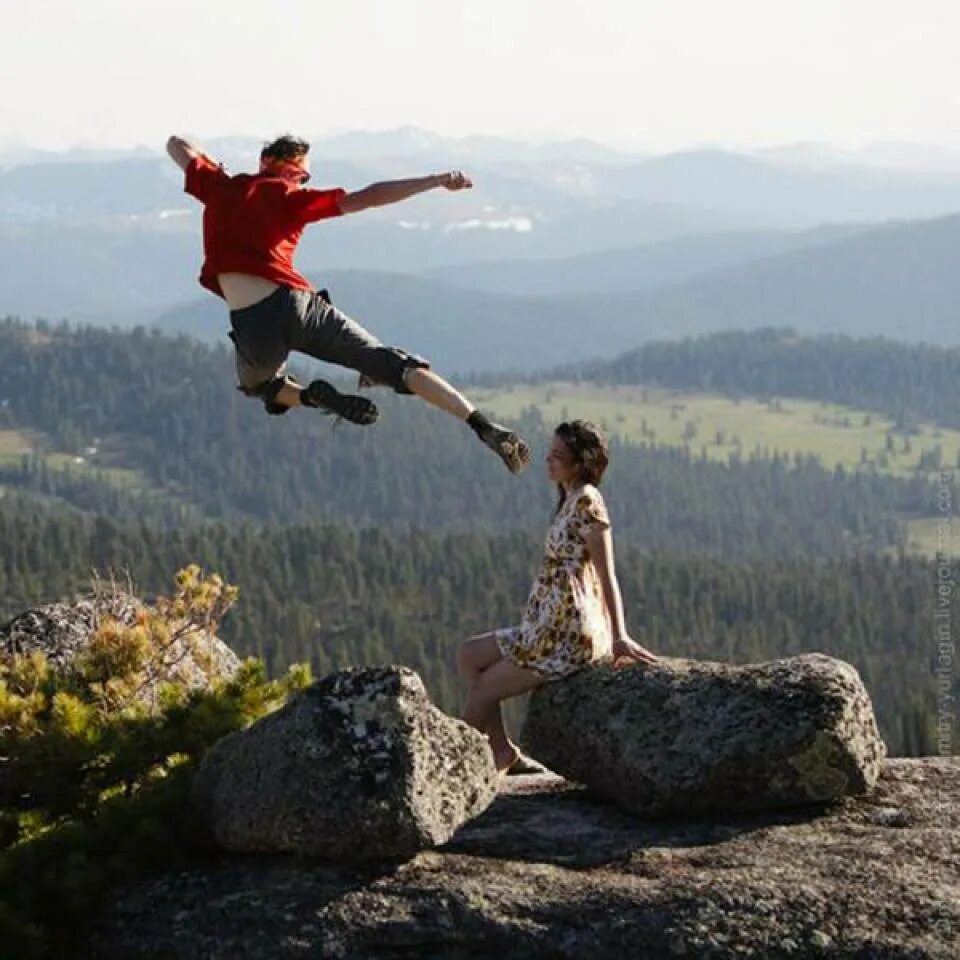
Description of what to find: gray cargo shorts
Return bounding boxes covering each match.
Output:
[227,285,431,413]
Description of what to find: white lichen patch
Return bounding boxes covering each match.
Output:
[787,730,851,799]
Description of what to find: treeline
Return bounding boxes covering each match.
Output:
[0,318,951,560]
[539,325,960,432]
[0,491,947,758]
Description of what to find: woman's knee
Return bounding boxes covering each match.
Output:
[456,632,501,680]
[456,634,484,678]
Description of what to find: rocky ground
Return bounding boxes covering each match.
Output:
[98,756,959,959]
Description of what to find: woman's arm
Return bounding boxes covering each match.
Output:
[586,526,626,637]
[584,525,660,664]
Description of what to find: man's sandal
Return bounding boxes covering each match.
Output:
[480,423,532,475]
[301,379,379,425]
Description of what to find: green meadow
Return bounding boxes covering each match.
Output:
[0,429,33,465]
[0,429,149,490]
[44,453,146,489]
[479,382,960,479]
[479,382,960,558]
[5,386,960,556]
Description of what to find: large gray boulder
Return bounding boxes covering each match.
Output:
[192,665,497,860]
[521,652,887,817]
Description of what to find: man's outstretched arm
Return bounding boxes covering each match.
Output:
[165,135,210,172]
[339,170,472,214]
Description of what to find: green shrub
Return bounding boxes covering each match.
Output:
[0,566,310,959]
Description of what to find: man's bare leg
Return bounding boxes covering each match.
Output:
[279,370,469,416]
[275,371,463,415]
[276,382,303,407]
[403,367,531,474]
[402,367,474,419]
[270,368,529,473]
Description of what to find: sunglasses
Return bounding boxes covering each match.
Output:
[261,157,311,184]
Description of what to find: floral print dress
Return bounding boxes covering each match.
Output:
[494,484,614,680]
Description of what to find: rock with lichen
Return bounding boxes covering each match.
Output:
[0,586,240,708]
[520,652,887,817]
[191,665,498,860]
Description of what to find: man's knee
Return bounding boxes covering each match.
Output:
[356,348,431,395]
[394,353,430,394]
[401,364,428,391]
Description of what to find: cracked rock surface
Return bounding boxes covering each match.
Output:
[99,757,959,959]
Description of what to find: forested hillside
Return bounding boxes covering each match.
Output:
[0,491,944,758]
[154,212,960,374]
[0,318,948,561]
[0,318,953,758]
[546,325,960,432]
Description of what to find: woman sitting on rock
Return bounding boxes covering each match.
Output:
[456,419,660,774]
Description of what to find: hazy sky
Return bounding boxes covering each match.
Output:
[3,0,959,153]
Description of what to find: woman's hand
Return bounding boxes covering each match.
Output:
[612,633,660,668]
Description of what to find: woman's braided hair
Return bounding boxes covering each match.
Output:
[554,420,609,515]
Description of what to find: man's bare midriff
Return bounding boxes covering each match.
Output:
[217,273,281,311]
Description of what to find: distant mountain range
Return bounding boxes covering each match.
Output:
[2,132,959,368]
[6,135,960,226]
[0,199,765,326]
[3,210,959,375]
[6,129,960,172]
[146,212,960,376]
[423,223,870,296]
[748,140,960,174]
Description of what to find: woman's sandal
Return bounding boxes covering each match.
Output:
[503,752,549,776]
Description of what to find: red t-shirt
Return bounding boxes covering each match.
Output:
[182,154,346,300]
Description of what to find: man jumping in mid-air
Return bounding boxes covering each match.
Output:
[165,132,530,474]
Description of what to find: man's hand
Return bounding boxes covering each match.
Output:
[166,135,207,172]
[436,170,473,191]
[612,633,660,668]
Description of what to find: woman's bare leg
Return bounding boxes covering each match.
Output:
[462,657,547,770]
[456,632,504,687]
[457,633,507,745]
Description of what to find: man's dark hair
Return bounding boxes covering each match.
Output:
[260,134,310,161]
